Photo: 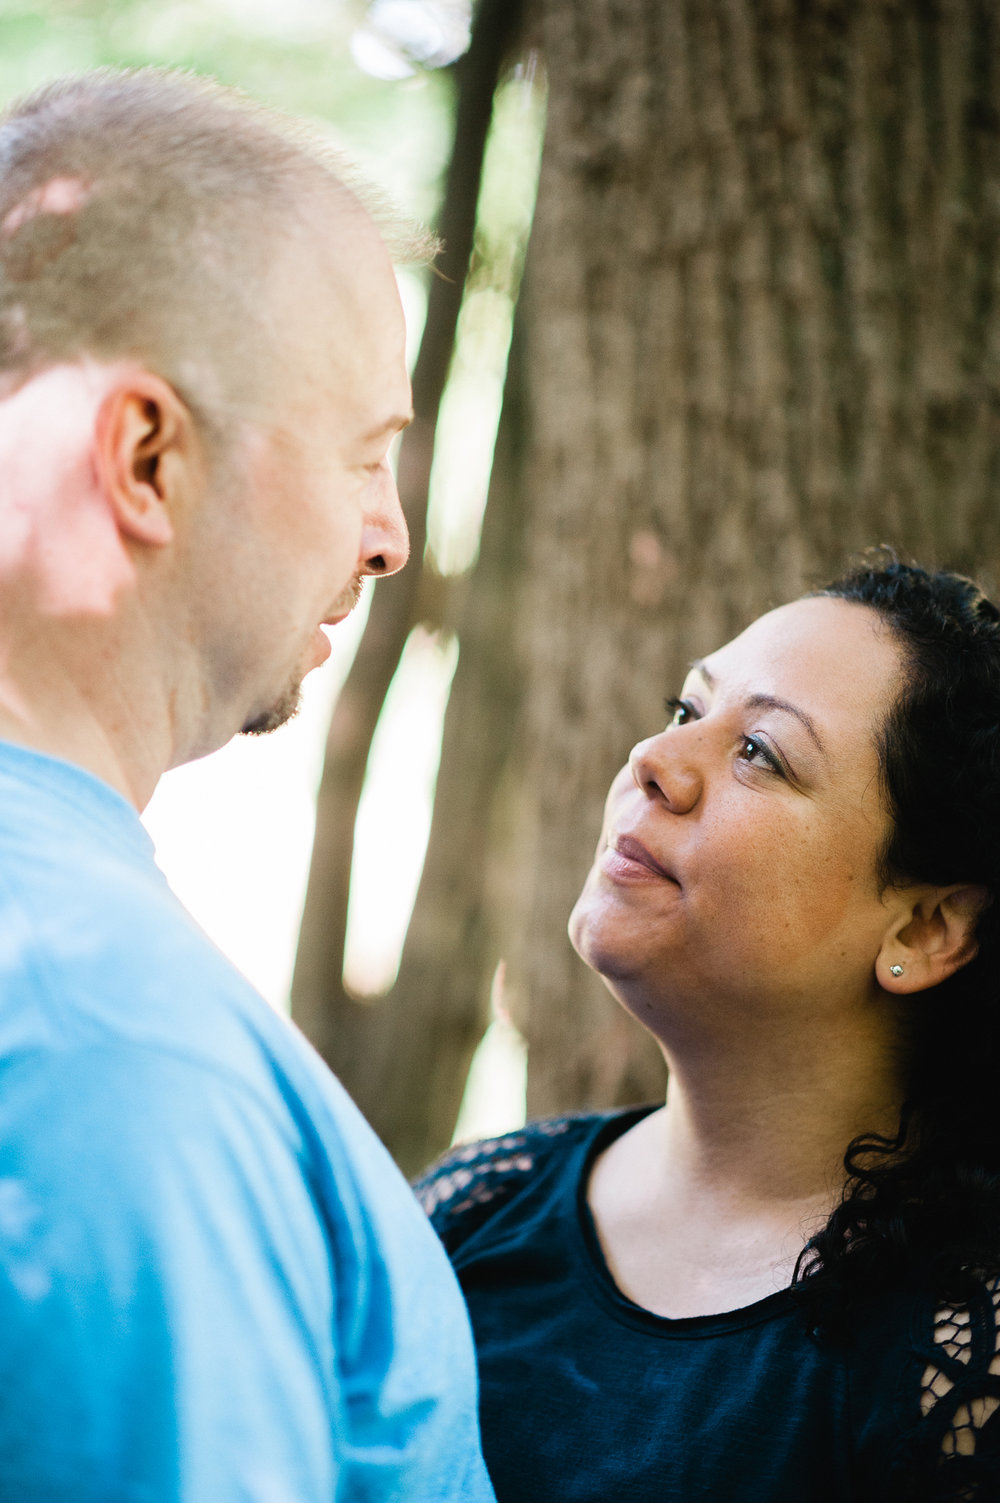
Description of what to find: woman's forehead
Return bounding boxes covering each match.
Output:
[698,597,903,734]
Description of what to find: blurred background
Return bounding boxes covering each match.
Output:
[3,0,1000,1174]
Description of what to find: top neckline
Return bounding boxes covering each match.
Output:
[571,1108,806,1338]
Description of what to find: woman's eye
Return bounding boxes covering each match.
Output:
[662,704,788,780]
[664,697,696,727]
[740,736,783,775]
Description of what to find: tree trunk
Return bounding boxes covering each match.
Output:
[290,0,523,1157]
[510,0,1000,1115]
[294,0,1000,1164]
[342,315,529,1178]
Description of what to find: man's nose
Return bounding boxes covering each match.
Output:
[360,460,409,577]
[629,729,703,814]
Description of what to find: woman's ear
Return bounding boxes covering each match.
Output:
[93,375,193,548]
[877,885,992,994]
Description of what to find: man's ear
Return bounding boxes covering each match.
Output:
[93,375,194,548]
[876,884,992,994]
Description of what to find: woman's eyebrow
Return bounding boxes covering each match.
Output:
[689,660,828,759]
[744,694,829,759]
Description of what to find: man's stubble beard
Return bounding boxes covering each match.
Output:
[238,576,366,738]
[240,680,303,737]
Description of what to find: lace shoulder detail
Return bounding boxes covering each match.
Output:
[905,1275,1000,1499]
[414,1114,602,1255]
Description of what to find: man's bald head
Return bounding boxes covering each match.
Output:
[0,68,429,452]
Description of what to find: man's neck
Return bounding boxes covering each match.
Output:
[0,634,171,809]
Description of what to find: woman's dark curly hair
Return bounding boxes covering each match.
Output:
[792,552,1000,1315]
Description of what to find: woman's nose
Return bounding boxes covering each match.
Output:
[629,730,702,814]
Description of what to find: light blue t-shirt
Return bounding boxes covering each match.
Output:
[0,741,496,1503]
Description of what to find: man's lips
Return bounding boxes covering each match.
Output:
[308,583,366,670]
[325,576,366,623]
[601,833,678,884]
[319,578,366,635]
[309,627,333,668]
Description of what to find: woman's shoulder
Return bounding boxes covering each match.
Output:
[414,1109,644,1256]
[890,1270,1000,1500]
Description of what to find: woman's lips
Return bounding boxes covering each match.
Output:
[601,833,678,884]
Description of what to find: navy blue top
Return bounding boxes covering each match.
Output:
[417,1108,1000,1503]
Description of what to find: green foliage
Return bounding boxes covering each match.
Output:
[0,0,454,219]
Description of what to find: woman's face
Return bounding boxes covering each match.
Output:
[569,597,908,1024]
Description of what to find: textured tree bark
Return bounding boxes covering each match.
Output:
[294,0,1000,1168]
[510,0,1000,1115]
[329,319,529,1178]
[290,0,523,1159]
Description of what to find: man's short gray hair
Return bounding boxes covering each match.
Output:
[0,67,434,441]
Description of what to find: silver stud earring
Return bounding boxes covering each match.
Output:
[890,964,904,977]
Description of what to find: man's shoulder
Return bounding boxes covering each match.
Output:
[0,1028,494,1503]
[0,1035,307,1194]
[0,763,434,1248]
[0,767,293,1086]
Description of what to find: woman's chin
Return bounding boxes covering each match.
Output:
[570,878,656,974]
[566,896,586,955]
[569,905,637,985]
[567,894,613,972]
